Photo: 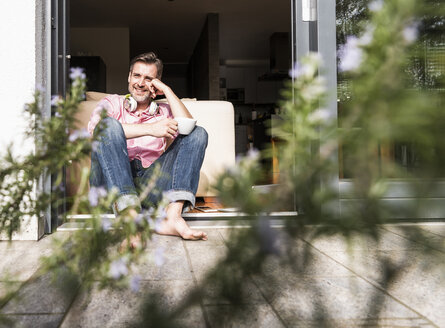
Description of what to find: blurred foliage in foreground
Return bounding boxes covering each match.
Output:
[1,0,445,326]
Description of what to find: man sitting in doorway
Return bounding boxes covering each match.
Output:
[88,52,208,241]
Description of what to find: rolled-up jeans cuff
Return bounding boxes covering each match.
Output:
[112,194,141,216]
[166,190,195,213]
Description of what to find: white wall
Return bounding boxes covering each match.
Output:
[0,0,46,240]
[0,1,36,156]
[71,28,130,94]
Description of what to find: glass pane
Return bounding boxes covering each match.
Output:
[336,0,445,179]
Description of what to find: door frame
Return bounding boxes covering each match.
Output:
[50,0,70,232]
[291,0,340,217]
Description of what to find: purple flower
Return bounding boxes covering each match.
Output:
[146,207,155,217]
[35,84,45,93]
[130,275,141,292]
[146,217,155,228]
[157,207,167,221]
[338,36,363,72]
[368,0,383,12]
[144,208,155,223]
[403,24,419,43]
[162,191,175,203]
[69,128,90,142]
[109,258,128,280]
[52,184,65,192]
[91,141,99,152]
[289,61,313,79]
[235,154,243,164]
[145,208,156,228]
[247,148,260,161]
[134,213,144,225]
[289,61,316,79]
[289,53,323,79]
[69,67,86,80]
[307,108,332,124]
[102,216,112,232]
[88,186,107,207]
[51,95,61,106]
[289,62,305,79]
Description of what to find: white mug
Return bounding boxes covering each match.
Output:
[174,117,197,135]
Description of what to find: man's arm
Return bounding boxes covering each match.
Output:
[150,79,193,119]
[122,119,178,139]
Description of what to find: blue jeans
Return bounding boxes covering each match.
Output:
[90,117,208,213]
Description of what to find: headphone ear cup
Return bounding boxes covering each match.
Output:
[148,102,158,115]
[124,96,137,112]
[129,97,137,112]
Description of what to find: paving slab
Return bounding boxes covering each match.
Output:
[0,314,65,328]
[216,227,250,243]
[185,244,267,305]
[184,245,228,281]
[61,280,205,328]
[0,272,77,315]
[321,248,445,326]
[0,234,60,282]
[259,250,353,280]
[264,230,354,278]
[418,223,445,237]
[203,278,267,306]
[304,228,423,253]
[278,317,434,327]
[255,275,425,325]
[382,224,445,253]
[132,234,193,280]
[204,304,285,328]
[385,251,445,326]
[0,282,21,300]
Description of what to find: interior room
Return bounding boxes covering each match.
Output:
[70,0,291,177]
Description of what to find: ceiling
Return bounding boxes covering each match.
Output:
[70,0,291,64]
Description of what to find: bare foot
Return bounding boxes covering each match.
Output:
[119,233,146,252]
[119,209,146,251]
[156,216,208,241]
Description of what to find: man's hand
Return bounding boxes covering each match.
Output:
[148,79,170,99]
[148,78,193,119]
[122,118,177,139]
[149,118,178,138]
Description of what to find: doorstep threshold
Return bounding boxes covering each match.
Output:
[58,211,298,231]
[64,211,298,220]
[57,219,290,231]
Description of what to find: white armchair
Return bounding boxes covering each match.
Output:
[67,92,236,198]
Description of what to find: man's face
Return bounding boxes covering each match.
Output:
[128,62,159,103]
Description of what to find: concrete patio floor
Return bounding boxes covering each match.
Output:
[0,222,444,327]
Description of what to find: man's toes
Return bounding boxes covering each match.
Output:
[192,231,207,240]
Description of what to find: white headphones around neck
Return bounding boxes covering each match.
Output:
[124,94,158,115]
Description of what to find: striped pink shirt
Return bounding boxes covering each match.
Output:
[88,94,177,168]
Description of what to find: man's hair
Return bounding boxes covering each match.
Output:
[129,52,163,78]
